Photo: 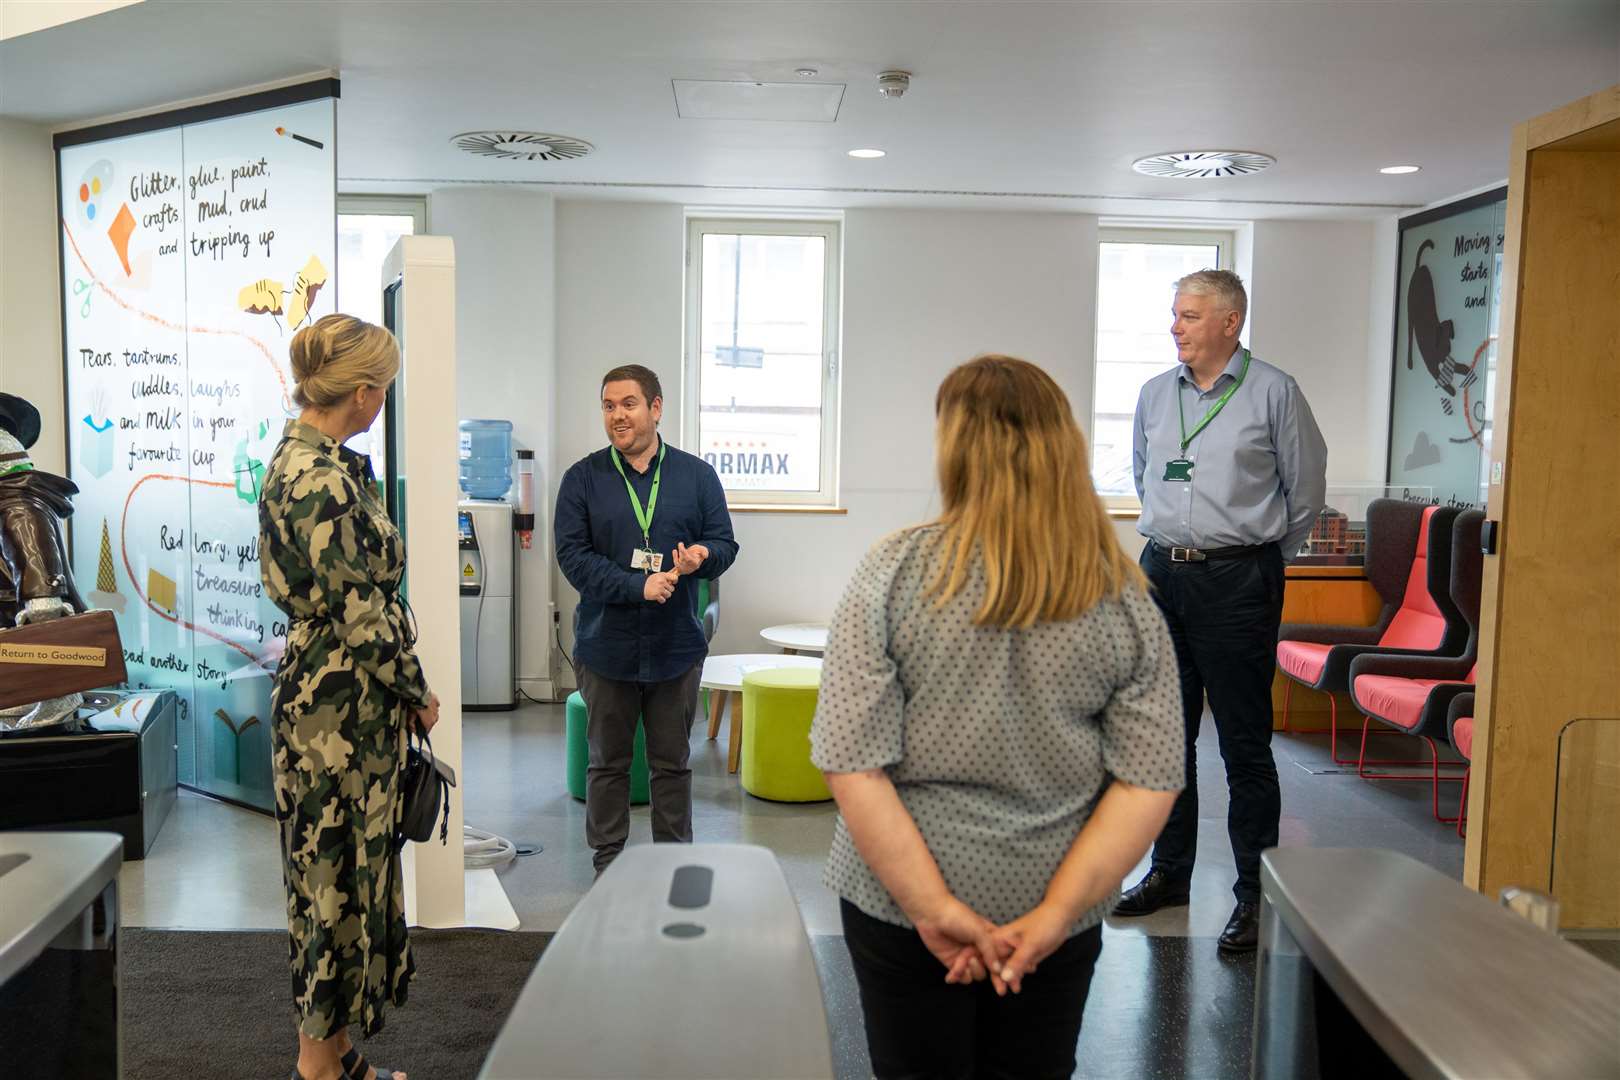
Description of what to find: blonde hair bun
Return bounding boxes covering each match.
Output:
[289,313,401,409]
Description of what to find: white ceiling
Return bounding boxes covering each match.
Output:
[4,1,1617,220]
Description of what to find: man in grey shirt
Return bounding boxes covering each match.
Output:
[1113,269,1327,953]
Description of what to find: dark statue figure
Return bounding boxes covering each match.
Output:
[0,393,89,731]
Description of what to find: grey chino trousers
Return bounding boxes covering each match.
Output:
[576,660,704,873]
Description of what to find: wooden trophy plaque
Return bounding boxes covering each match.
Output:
[0,609,128,709]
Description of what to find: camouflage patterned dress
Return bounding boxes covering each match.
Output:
[258,420,430,1039]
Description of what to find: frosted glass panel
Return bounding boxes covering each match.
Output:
[1552,718,1620,928]
[60,90,337,809]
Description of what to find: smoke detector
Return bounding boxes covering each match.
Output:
[876,70,911,98]
[1131,150,1274,179]
[452,131,594,162]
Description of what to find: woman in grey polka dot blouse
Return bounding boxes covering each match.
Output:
[810,355,1185,1080]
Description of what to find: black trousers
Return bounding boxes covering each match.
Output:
[841,899,1104,1080]
[576,661,703,873]
[1142,542,1286,902]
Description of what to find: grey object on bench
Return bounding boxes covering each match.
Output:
[480,843,834,1080]
[1252,847,1620,1080]
[0,831,123,1078]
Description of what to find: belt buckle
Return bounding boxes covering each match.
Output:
[1170,546,1206,563]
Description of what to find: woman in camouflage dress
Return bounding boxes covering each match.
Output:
[259,314,439,1080]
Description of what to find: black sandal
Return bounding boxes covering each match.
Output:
[342,1047,401,1080]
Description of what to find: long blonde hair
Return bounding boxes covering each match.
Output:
[927,354,1145,628]
[289,314,400,409]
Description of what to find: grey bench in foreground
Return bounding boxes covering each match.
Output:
[481,842,834,1080]
[1254,846,1620,1079]
[0,831,123,1078]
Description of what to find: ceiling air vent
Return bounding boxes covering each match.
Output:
[1131,150,1275,179]
[452,131,594,162]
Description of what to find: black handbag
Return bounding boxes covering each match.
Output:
[397,722,457,848]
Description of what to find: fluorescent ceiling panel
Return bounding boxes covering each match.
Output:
[672,79,845,122]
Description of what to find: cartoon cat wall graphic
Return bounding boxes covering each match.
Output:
[1407,238,1458,395]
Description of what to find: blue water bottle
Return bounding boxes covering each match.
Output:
[459,419,513,499]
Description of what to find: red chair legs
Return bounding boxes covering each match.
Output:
[1456,768,1470,838]
[1281,680,1407,767]
[1355,719,1467,823]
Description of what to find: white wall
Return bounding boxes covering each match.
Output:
[1249,219,1381,484]
[1364,214,1400,481]
[551,203,1100,668]
[429,187,558,696]
[551,201,687,684]
[538,202,1392,677]
[0,117,65,473]
[725,208,1101,657]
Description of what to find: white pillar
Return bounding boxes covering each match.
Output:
[384,235,465,927]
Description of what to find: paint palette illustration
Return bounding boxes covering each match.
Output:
[76,159,114,224]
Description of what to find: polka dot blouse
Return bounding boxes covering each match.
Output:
[810,525,1186,936]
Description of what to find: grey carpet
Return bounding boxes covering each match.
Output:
[123,928,550,1080]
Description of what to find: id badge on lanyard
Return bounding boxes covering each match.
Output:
[1167,349,1250,483]
[613,443,667,574]
[1163,458,1194,482]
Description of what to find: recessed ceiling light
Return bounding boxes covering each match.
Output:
[1132,150,1275,179]
[848,148,886,159]
[796,68,819,78]
[1380,164,1422,175]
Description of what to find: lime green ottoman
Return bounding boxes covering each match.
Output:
[740,668,831,802]
[565,691,649,804]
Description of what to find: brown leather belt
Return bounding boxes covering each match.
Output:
[1154,541,1271,563]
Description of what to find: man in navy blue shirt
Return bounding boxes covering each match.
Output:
[555,364,738,874]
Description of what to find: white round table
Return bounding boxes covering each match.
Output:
[759,622,829,655]
[701,653,823,774]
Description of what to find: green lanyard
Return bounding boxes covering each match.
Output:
[1177,349,1251,454]
[610,441,665,548]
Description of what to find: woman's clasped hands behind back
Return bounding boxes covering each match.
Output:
[929,894,1071,996]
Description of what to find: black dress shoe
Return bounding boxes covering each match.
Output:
[1112,869,1191,917]
[1218,900,1260,953]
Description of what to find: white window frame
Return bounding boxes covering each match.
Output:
[338,193,428,233]
[683,216,842,508]
[1093,225,1234,511]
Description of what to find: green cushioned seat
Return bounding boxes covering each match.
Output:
[565,691,649,804]
[740,667,831,803]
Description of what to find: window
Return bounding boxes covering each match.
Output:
[1091,227,1233,500]
[337,195,426,328]
[337,195,426,464]
[685,217,841,507]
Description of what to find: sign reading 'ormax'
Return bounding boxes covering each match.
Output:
[704,450,790,476]
[700,409,821,491]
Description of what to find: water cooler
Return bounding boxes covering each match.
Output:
[458,500,515,711]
